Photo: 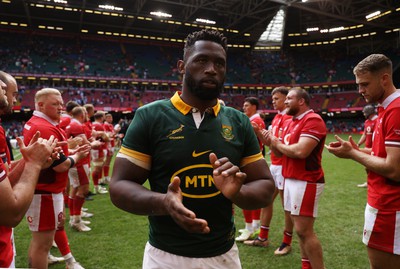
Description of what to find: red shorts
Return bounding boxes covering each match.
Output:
[26,193,64,232]
[284,178,324,218]
[363,203,400,255]
[68,164,90,188]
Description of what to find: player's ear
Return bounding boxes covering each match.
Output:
[177,60,185,75]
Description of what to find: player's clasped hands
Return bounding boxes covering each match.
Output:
[74,144,91,160]
[252,122,272,146]
[17,131,58,168]
[325,135,359,158]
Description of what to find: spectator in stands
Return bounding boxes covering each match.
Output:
[326,54,400,269]
[356,104,378,188]
[110,29,275,269]
[23,88,90,269]
[235,97,264,242]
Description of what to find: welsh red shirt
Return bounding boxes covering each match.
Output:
[270,112,291,165]
[368,91,400,211]
[83,123,92,140]
[249,113,265,151]
[59,114,72,131]
[282,110,326,183]
[0,162,13,268]
[364,116,378,148]
[103,122,115,147]
[66,119,90,165]
[23,111,69,194]
[0,125,10,164]
[93,121,107,150]
[84,120,93,133]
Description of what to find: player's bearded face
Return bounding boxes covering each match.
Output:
[0,81,9,112]
[0,95,8,111]
[286,101,299,116]
[185,70,223,100]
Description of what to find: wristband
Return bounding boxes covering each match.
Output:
[68,157,75,168]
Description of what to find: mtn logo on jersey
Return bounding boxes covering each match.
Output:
[167,124,185,140]
[171,164,220,199]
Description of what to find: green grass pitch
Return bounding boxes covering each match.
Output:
[12,133,371,268]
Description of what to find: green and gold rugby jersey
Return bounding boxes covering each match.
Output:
[119,92,263,258]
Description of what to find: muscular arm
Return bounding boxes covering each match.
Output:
[8,159,25,186]
[0,162,42,226]
[349,146,400,182]
[53,145,90,173]
[326,135,400,182]
[0,133,56,226]
[109,157,168,215]
[273,136,318,159]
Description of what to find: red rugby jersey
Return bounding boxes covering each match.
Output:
[0,162,13,268]
[66,119,90,165]
[368,91,400,211]
[92,121,107,150]
[59,114,72,131]
[249,113,265,151]
[281,110,326,183]
[364,116,378,148]
[23,111,69,193]
[103,121,115,147]
[270,112,292,165]
[0,125,10,164]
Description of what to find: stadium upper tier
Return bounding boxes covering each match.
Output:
[1,31,399,114]
[2,31,398,85]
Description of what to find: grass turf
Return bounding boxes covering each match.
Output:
[13,133,371,268]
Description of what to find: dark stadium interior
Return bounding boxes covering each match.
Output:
[0,0,399,136]
[2,0,399,48]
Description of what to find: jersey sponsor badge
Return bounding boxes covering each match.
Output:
[171,164,220,199]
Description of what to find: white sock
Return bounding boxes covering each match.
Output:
[245,223,253,232]
[252,220,260,230]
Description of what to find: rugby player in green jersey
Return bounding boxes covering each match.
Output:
[110,29,275,269]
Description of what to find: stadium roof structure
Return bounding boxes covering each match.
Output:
[1,0,399,50]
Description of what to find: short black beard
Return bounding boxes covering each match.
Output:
[286,106,299,116]
[185,72,222,101]
[0,100,8,111]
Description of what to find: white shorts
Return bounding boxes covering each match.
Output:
[363,203,400,255]
[270,164,284,190]
[142,242,242,269]
[26,193,64,231]
[284,178,324,218]
[91,149,105,166]
[68,164,90,188]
